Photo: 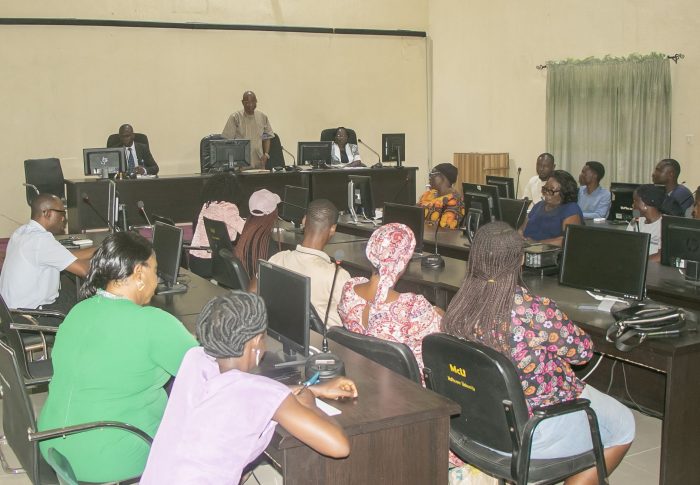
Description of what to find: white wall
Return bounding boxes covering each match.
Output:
[429,0,700,194]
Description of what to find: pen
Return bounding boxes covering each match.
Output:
[294,371,321,395]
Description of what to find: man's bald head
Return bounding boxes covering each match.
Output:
[31,194,62,220]
[241,91,257,115]
[119,124,135,147]
[304,199,339,232]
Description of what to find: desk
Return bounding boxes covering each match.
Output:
[322,240,700,485]
[152,268,458,484]
[66,168,418,233]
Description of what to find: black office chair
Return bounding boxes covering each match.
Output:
[0,340,151,484]
[266,133,286,170]
[320,128,358,145]
[200,133,225,173]
[213,249,249,291]
[421,333,608,485]
[327,327,422,383]
[106,132,150,148]
[24,158,65,206]
[0,294,60,383]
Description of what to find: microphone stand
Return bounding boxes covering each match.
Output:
[357,138,381,167]
[422,197,449,268]
[281,146,296,168]
[81,192,118,234]
[137,201,153,228]
[515,167,522,198]
[305,260,345,380]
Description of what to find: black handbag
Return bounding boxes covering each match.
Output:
[606,303,686,351]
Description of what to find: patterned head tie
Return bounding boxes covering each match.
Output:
[365,222,416,304]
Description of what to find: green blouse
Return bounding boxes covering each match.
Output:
[37,294,197,482]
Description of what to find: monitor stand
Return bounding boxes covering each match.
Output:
[155,280,188,295]
[681,260,700,286]
[579,290,630,312]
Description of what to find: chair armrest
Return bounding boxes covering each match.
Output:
[10,323,59,334]
[28,421,153,445]
[11,308,66,320]
[182,245,210,251]
[25,376,51,386]
[531,398,592,419]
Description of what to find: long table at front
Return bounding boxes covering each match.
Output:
[65,167,418,233]
[149,268,458,485]
[313,240,700,485]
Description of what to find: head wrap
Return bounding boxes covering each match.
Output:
[196,291,267,358]
[431,163,458,185]
[365,223,416,304]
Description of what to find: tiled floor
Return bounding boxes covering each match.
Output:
[0,391,660,484]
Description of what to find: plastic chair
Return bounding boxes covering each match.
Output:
[24,158,65,206]
[106,133,150,148]
[320,128,358,145]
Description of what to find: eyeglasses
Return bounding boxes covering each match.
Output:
[541,187,561,196]
[46,208,67,218]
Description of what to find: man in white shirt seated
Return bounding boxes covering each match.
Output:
[0,194,95,317]
[269,199,351,328]
[522,153,555,208]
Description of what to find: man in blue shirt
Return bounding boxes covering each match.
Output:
[652,158,693,216]
[577,161,611,219]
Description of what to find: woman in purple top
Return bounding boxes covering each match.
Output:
[442,222,634,484]
[521,170,583,246]
[141,292,358,484]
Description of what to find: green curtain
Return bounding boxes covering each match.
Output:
[546,53,671,184]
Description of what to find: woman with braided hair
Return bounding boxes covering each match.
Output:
[234,189,282,282]
[141,291,358,484]
[442,222,634,484]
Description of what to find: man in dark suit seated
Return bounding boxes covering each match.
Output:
[113,123,159,175]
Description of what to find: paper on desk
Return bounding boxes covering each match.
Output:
[315,399,341,416]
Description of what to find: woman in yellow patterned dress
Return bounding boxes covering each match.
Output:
[418,163,464,229]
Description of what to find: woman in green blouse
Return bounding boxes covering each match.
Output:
[38,232,197,482]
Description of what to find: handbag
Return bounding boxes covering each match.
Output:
[606,303,686,351]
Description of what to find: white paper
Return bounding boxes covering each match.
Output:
[315,398,341,416]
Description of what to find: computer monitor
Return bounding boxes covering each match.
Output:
[83,148,125,177]
[608,182,640,222]
[383,203,424,253]
[347,175,375,221]
[297,141,332,167]
[462,182,501,221]
[258,261,311,358]
[660,216,700,281]
[204,139,251,172]
[462,191,494,240]
[382,133,406,166]
[559,224,650,301]
[499,198,528,230]
[485,176,515,199]
[280,185,309,228]
[152,221,187,295]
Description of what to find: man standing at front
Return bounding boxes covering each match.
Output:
[522,153,555,208]
[0,194,94,315]
[222,91,275,169]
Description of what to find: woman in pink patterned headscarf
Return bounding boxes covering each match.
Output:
[337,223,443,371]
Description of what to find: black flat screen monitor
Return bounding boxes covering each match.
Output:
[608,182,640,222]
[280,185,309,228]
[559,224,650,300]
[485,175,515,199]
[382,133,406,165]
[348,175,375,219]
[83,148,125,177]
[258,261,310,357]
[383,203,424,253]
[661,215,700,266]
[462,182,501,221]
[462,191,493,233]
[152,221,187,294]
[205,139,251,172]
[297,141,332,167]
[499,198,528,230]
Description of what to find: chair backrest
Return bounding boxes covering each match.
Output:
[320,128,358,145]
[0,340,43,483]
[327,327,422,383]
[0,295,34,380]
[24,158,65,205]
[421,333,530,453]
[106,132,150,148]
[266,134,285,170]
[200,133,225,173]
[214,249,250,290]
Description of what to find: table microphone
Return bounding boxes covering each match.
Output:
[304,256,346,380]
[515,167,522,198]
[137,200,153,228]
[82,193,117,233]
[357,138,382,167]
[281,146,296,165]
[422,197,448,268]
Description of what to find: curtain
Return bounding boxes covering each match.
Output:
[546,53,671,183]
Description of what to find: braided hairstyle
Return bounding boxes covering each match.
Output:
[234,210,279,278]
[441,222,525,353]
[196,291,267,358]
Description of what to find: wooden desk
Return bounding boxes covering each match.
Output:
[65,168,417,233]
[323,240,700,485]
[152,268,458,485]
[645,261,700,310]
